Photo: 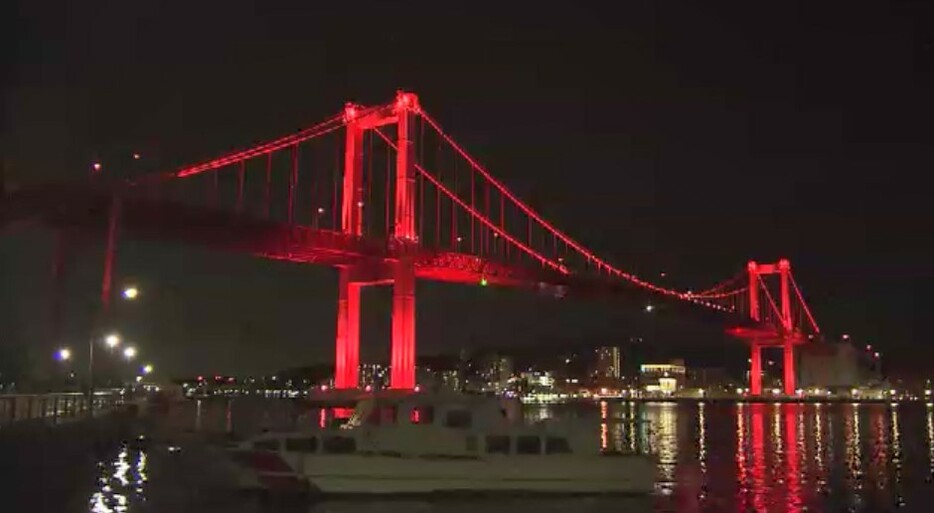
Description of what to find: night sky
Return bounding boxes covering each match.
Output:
[3,1,932,379]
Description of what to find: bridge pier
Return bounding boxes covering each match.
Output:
[783,341,796,395]
[334,267,361,389]
[390,257,416,389]
[749,342,762,396]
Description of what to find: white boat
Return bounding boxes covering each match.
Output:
[228,392,657,497]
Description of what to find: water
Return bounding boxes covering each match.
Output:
[17,400,934,512]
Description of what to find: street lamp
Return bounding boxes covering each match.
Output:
[142,364,153,375]
[123,346,137,360]
[122,286,139,300]
[645,304,655,313]
[56,348,72,361]
[105,334,121,348]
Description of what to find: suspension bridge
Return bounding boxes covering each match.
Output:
[1,91,821,395]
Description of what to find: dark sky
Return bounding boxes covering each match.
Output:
[3,1,933,379]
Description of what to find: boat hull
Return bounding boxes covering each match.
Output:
[235,452,656,496]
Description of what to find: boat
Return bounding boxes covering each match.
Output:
[227,392,657,497]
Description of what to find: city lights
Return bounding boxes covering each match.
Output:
[105,334,121,348]
[122,286,139,300]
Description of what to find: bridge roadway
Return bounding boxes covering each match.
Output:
[2,182,746,326]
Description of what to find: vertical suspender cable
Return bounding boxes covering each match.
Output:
[366,131,373,236]
[500,193,506,260]
[264,153,272,217]
[289,144,298,224]
[483,181,493,255]
[333,135,340,229]
[470,168,475,254]
[236,161,245,213]
[435,129,441,247]
[385,138,392,237]
[452,159,458,248]
[418,117,425,243]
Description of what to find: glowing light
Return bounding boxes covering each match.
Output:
[122,286,139,300]
[364,385,372,392]
[105,334,121,348]
[57,348,72,361]
[480,277,488,286]
[92,162,102,172]
[865,344,872,351]
[135,376,143,383]
[317,207,325,214]
[456,236,463,243]
[343,103,358,122]
[142,364,153,375]
[132,153,141,160]
[357,201,364,207]
[842,334,850,341]
[123,346,137,360]
[645,304,654,312]
[320,384,328,392]
[414,385,421,392]
[874,352,880,358]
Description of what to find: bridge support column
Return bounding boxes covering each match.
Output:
[390,257,416,389]
[783,341,796,396]
[750,342,762,396]
[334,268,361,389]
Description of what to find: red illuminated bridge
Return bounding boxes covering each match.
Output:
[1,91,821,395]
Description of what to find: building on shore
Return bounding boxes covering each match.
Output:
[639,360,687,395]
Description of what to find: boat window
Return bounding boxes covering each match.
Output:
[410,406,435,424]
[322,436,357,454]
[485,435,510,454]
[285,437,318,453]
[444,409,472,428]
[381,406,398,425]
[516,435,541,455]
[545,436,572,454]
[252,439,280,451]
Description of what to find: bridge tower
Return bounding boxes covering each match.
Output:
[334,91,420,390]
[746,259,798,396]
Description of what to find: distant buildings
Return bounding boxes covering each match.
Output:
[593,346,622,381]
[799,342,878,389]
[359,363,389,390]
[480,354,513,392]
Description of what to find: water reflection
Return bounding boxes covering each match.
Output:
[89,443,147,513]
[647,403,678,483]
[928,405,934,478]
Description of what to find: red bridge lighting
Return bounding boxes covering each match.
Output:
[5,91,824,395]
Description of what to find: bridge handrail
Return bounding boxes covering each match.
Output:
[0,392,124,429]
